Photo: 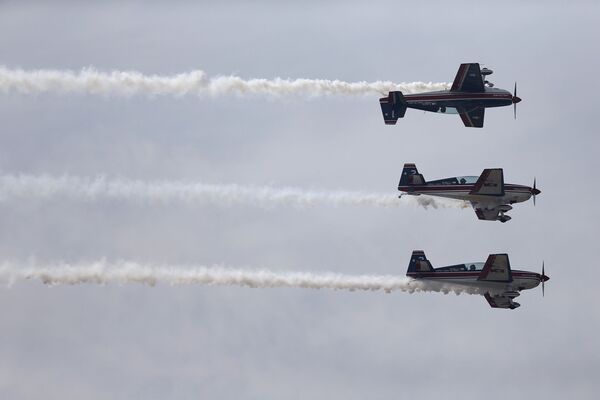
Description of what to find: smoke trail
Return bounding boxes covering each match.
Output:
[0,66,450,97]
[0,260,482,295]
[0,174,468,210]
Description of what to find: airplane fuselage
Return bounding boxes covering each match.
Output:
[403,87,513,114]
[398,182,533,208]
[408,268,543,292]
[407,265,546,301]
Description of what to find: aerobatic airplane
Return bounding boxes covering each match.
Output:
[398,164,540,223]
[407,250,549,309]
[379,63,521,127]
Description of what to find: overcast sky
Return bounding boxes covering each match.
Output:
[1,1,599,399]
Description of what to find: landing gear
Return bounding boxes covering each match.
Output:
[498,213,512,223]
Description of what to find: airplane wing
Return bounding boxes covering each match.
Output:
[474,207,500,221]
[458,107,485,128]
[470,168,504,196]
[480,255,520,309]
[477,254,513,282]
[484,293,520,309]
[450,63,485,92]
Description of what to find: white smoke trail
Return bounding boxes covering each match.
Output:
[0,260,482,295]
[0,66,450,97]
[0,174,468,210]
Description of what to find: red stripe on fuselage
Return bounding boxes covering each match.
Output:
[407,271,540,279]
[398,184,531,194]
[405,93,512,102]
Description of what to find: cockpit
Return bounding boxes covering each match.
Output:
[428,176,479,185]
[436,107,461,114]
[435,105,478,114]
[467,262,484,271]
[436,262,485,272]
[455,176,478,184]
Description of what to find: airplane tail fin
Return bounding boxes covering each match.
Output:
[379,91,407,125]
[399,163,426,187]
[406,250,434,276]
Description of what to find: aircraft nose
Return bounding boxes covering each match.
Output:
[542,274,550,282]
[532,188,541,195]
[512,96,522,104]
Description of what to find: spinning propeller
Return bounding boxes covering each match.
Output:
[531,178,541,206]
[541,262,547,297]
[512,82,521,119]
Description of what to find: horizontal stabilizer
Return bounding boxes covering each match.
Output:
[379,91,407,125]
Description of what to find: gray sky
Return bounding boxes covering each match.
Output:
[1,1,599,399]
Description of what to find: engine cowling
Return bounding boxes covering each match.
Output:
[498,205,513,213]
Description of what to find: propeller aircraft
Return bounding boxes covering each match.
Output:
[398,164,540,222]
[379,63,521,127]
[407,250,549,309]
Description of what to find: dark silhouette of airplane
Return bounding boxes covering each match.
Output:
[379,63,521,128]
